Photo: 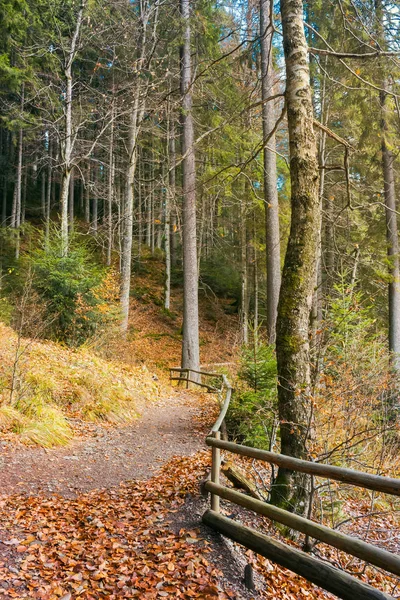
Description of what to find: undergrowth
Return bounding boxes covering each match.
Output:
[226,342,278,449]
[0,323,160,447]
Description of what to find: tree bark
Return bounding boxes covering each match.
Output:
[260,0,281,344]
[271,0,320,513]
[180,0,200,375]
[381,85,400,370]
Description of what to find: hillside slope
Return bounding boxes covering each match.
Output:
[0,322,160,447]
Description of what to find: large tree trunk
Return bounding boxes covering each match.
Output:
[260,0,281,344]
[270,0,320,513]
[381,85,400,371]
[180,0,200,375]
[120,79,146,331]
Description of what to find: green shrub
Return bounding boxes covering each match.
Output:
[238,343,277,392]
[226,342,278,449]
[28,230,118,346]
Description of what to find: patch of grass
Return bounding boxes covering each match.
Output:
[0,398,72,448]
[0,323,160,447]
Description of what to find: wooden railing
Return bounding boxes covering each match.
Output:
[169,367,224,392]
[171,367,400,600]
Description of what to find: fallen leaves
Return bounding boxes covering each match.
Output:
[0,452,236,600]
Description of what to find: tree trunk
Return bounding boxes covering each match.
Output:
[85,163,90,224]
[180,0,200,375]
[2,177,7,227]
[21,168,27,225]
[91,165,98,235]
[120,74,146,331]
[270,0,320,513]
[11,86,24,232]
[41,169,46,219]
[170,122,177,268]
[59,0,86,255]
[138,153,142,262]
[241,193,248,345]
[45,141,52,248]
[1,131,8,227]
[69,169,74,234]
[165,115,174,310]
[381,85,400,371]
[260,0,281,344]
[107,97,115,267]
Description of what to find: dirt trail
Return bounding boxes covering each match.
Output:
[0,390,212,498]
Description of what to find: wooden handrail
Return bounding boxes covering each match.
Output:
[205,437,400,496]
[196,367,400,599]
[169,367,224,378]
[203,511,394,600]
[210,375,232,433]
[205,482,400,577]
[170,361,400,596]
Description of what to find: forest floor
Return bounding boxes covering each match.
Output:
[1,256,396,599]
[0,388,259,600]
[0,390,209,497]
[0,386,340,600]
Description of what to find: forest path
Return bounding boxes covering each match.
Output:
[0,389,213,498]
[0,388,255,599]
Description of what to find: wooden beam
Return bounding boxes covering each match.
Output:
[205,438,400,496]
[202,510,394,600]
[170,377,218,391]
[205,482,400,577]
[210,383,232,433]
[169,367,223,378]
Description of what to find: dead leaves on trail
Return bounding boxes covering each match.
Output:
[0,452,234,600]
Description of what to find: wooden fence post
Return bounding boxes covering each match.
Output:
[211,430,221,512]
